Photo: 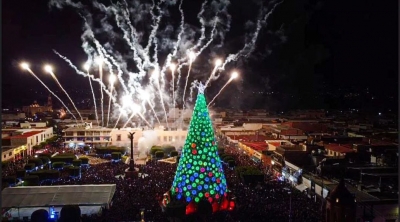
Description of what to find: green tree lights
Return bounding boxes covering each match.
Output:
[171,84,227,204]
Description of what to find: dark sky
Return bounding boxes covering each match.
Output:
[2,0,398,112]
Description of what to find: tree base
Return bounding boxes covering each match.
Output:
[160,190,236,216]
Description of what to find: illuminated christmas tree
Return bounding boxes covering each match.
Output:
[162,83,234,216]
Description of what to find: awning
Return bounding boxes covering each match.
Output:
[295,184,308,192]
[2,184,116,208]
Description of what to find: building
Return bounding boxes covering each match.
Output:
[1,145,28,161]
[325,179,357,222]
[324,144,355,157]
[62,126,188,150]
[1,127,54,160]
[2,112,26,121]
[22,95,53,116]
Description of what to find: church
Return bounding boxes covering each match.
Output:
[22,95,53,117]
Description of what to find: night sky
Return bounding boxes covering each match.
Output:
[2,0,398,112]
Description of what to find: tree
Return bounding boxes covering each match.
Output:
[170,84,228,204]
[155,151,165,159]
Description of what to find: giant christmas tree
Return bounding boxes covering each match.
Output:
[163,83,233,215]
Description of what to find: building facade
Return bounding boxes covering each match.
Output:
[1,127,54,160]
[22,95,53,116]
[62,127,188,150]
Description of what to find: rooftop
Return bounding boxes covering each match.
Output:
[241,142,269,151]
[1,184,116,208]
[10,131,43,139]
[324,144,355,153]
[64,127,113,132]
[227,135,272,142]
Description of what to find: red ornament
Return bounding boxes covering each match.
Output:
[205,192,210,197]
[191,143,196,148]
[208,172,213,177]
[216,178,221,184]
[208,197,213,203]
[175,188,179,192]
[192,149,197,155]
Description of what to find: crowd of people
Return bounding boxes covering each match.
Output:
[2,139,323,222]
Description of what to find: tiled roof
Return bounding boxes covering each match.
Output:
[325,143,355,153]
[10,131,42,139]
[241,142,269,151]
[227,135,271,142]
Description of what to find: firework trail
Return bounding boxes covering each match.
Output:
[48,70,84,122]
[106,74,116,127]
[26,69,78,122]
[189,80,200,102]
[181,53,194,109]
[146,100,162,126]
[85,68,99,126]
[221,1,284,69]
[205,59,222,88]
[53,51,120,105]
[207,72,238,107]
[113,113,122,129]
[152,70,169,128]
[113,102,129,129]
[139,89,162,125]
[47,0,284,127]
[98,62,105,126]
